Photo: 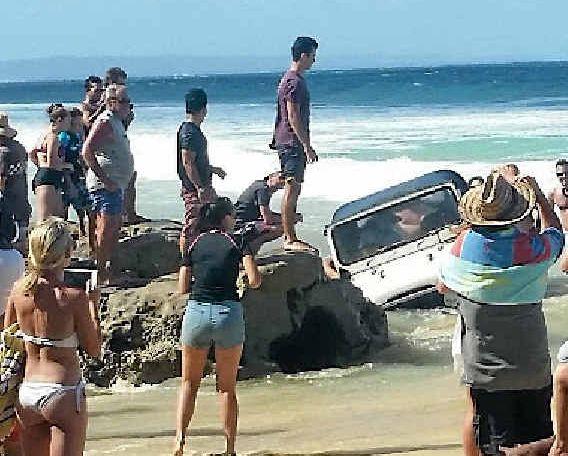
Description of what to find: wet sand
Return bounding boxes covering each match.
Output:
[85,360,465,455]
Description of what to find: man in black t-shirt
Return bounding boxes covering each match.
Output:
[177,89,226,254]
[235,172,299,254]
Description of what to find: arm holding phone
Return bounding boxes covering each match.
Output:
[72,279,102,359]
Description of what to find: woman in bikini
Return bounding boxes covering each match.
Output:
[31,104,70,221]
[174,197,262,456]
[5,217,101,456]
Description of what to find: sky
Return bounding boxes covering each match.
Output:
[1,0,568,72]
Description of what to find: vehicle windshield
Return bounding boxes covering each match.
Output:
[331,187,460,266]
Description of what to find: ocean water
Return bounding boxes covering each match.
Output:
[4,62,568,454]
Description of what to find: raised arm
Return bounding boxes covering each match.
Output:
[72,288,102,358]
[526,177,562,232]
[3,296,16,329]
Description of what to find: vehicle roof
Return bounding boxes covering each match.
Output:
[330,170,468,225]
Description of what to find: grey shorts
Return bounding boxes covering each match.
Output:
[180,300,245,349]
[278,146,306,183]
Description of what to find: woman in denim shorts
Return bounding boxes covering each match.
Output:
[174,197,261,456]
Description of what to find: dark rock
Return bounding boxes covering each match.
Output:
[81,225,389,386]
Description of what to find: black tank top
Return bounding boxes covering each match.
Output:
[183,231,248,302]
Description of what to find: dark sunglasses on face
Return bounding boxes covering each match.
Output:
[557,172,568,178]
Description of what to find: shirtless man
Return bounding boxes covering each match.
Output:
[548,159,568,272]
[80,75,104,132]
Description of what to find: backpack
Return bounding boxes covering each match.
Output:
[0,323,25,442]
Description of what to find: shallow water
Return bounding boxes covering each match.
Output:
[82,295,568,455]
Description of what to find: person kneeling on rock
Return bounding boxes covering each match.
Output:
[175,197,262,456]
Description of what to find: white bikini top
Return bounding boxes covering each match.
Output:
[16,331,79,349]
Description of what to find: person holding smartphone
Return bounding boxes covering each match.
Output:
[5,217,102,456]
[174,197,261,456]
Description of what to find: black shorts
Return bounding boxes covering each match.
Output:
[32,168,63,192]
[471,384,553,455]
[278,146,306,184]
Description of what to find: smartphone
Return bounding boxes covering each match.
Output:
[64,268,98,291]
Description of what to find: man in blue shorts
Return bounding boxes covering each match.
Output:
[271,36,318,252]
[82,85,134,284]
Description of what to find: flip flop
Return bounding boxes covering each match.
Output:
[283,240,319,254]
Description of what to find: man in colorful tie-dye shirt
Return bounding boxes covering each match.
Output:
[439,171,563,455]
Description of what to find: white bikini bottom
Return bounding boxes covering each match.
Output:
[19,381,85,414]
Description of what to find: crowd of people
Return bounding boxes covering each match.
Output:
[0,36,319,455]
[2,33,568,456]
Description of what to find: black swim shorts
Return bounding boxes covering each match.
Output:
[278,146,306,184]
[32,168,64,192]
[470,384,553,455]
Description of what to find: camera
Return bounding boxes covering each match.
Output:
[64,268,98,291]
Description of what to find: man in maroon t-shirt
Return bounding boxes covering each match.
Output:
[272,36,318,252]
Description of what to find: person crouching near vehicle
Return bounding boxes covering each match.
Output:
[437,170,563,455]
[4,218,101,456]
[82,85,134,285]
[234,172,294,255]
[175,197,261,456]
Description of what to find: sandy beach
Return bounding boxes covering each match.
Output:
[85,361,465,455]
[81,275,568,456]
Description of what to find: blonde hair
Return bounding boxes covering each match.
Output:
[15,217,73,295]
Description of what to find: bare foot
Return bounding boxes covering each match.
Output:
[173,435,185,455]
[283,239,318,254]
[322,257,340,280]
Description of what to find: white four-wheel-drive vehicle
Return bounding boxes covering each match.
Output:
[325,170,468,309]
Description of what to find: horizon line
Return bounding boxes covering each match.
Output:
[1,57,567,84]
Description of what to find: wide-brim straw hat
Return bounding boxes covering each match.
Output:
[459,172,536,226]
[0,112,17,138]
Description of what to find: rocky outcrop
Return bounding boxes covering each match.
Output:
[241,252,388,377]
[81,222,389,386]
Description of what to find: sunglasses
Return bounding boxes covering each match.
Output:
[557,172,568,178]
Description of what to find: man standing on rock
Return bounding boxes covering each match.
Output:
[177,88,226,255]
[271,36,319,252]
[83,85,135,284]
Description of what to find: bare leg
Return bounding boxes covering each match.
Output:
[463,387,480,456]
[215,344,243,455]
[43,390,88,456]
[95,213,122,284]
[281,179,301,243]
[174,345,208,455]
[17,406,51,456]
